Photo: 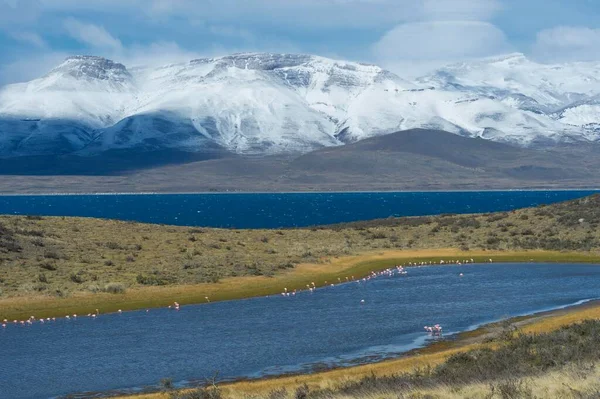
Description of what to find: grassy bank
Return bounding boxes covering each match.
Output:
[2,195,600,298]
[2,249,600,321]
[2,194,600,319]
[119,300,600,399]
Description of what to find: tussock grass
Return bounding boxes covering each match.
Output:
[2,195,600,318]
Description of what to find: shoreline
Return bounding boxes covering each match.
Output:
[2,249,600,323]
[97,297,600,399]
[0,188,599,196]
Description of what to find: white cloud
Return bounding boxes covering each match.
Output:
[422,0,501,21]
[0,51,68,86]
[209,25,256,41]
[0,0,41,27]
[119,41,203,68]
[370,0,509,76]
[63,18,123,51]
[373,21,511,69]
[10,31,46,47]
[533,26,600,62]
[41,0,421,29]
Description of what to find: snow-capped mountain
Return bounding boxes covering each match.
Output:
[0,52,599,157]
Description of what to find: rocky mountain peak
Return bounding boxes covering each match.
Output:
[47,55,131,84]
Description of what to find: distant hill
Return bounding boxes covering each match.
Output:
[0,128,598,193]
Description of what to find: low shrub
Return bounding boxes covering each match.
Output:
[103,282,126,294]
[136,274,170,286]
[326,320,600,398]
[39,261,57,271]
[105,242,124,250]
[70,273,85,284]
[44,250,61,259]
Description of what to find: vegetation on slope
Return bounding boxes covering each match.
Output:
[1,194,600,300]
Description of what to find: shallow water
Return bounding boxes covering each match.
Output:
[0,190,597,228]
[2,263,600,399]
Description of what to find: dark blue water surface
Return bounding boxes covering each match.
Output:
[2,263,600,399]
[0,190,597,228]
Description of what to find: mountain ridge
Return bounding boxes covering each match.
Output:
[1,52,599,160]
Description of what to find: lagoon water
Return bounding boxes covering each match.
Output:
[3,263,600,399]
[0,190,598,228]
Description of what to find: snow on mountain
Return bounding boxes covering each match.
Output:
[0,52,599,158]
[419,54,600,110]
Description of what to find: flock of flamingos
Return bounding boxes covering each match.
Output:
[1,258,493,334]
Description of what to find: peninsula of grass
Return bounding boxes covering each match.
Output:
[2,194,600,321]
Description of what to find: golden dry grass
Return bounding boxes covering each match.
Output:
[1,194,600,304]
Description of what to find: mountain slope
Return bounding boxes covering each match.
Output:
[1,129,598,193]
[1,53,599,159]
[287,129,597,182]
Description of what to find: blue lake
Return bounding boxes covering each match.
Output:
[0,190,597,228]
[2,263,600,399]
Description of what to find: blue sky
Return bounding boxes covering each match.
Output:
[0,0,599,85]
